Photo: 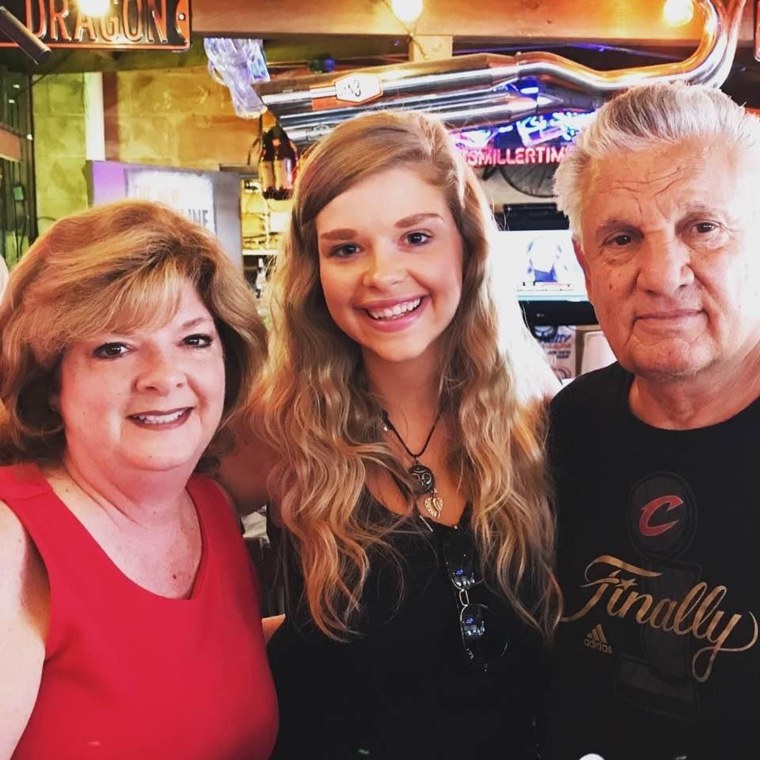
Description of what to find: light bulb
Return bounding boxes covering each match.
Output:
[77,0,111,15]
[391,0,423,24]
[662,0,694,27]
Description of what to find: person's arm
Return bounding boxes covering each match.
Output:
[217,426,277,515]
[0,501,49,759]
[262,614,285,643]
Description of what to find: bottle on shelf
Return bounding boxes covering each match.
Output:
[255,256,267,299]
[270,125,298,200]
[257,129,276,200]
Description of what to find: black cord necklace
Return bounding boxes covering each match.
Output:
[382,410,445,519]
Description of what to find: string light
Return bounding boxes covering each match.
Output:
[391,0,423,24]
[77,0,111,15]
[662,0,694,27]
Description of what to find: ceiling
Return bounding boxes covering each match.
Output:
[0,0,757,105]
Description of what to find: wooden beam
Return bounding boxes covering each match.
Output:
[409,35,453,61]
[0,124,22,161]
[191,0,756,45]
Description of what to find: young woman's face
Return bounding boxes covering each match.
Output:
[316,165,464,376]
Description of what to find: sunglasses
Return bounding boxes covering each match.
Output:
[441,527,508,671]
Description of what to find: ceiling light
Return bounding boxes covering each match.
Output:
[391,0,423,24]
[662,0,694,27]
[77,0,111,15]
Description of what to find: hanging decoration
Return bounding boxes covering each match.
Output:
[205,37,270,119]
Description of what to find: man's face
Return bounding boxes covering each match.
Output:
[576,138,760,384]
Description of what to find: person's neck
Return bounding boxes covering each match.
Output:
[51,451,194,529]
[364,355,440,430]
[629,354,760,430]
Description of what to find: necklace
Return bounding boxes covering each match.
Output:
[382,410,445,520]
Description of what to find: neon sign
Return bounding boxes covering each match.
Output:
[454,110,595,167]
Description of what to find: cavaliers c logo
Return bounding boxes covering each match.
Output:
[627,473,697,560]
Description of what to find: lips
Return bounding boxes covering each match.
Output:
[128,408,190,425]
[636,309,701,321]
[365,297,422,321]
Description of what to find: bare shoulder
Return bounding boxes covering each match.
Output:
[0,499,36,593]
[0,498,49,627]
[217,426,279,515]
[0,499,49,757]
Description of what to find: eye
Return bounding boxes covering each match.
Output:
[184,333,214,348]
[93,342,128,359]
[605,233,634,247]
[328,243,360,258]
[405,231,431,247]
[682,218,727,249]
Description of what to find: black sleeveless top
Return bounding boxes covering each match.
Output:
[267,493,547,759]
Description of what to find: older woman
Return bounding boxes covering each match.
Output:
[0,200,277,759]
[0,256,8,301]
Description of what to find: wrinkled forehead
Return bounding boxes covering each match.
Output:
[580,140,750,230]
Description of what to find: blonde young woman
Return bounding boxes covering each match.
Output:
[226,111,561,759]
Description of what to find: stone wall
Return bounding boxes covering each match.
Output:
[112,67,256,170]
[32,65,259,237]
[32,72,89,236]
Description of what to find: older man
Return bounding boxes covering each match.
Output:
[543,82,760,760]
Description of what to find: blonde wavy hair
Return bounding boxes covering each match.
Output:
[0,199,266,469]
[259,110,561,639]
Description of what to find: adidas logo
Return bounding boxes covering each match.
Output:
[583,623,613,655]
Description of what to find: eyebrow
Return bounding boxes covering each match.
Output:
[180,316,214,330]
[319,227,357,241]
[394,212,443,228]
[318,212,444,242]
[593,218,634,238]
[594,203,727,238]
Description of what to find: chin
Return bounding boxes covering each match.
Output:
[628,353,714,382]
[128,450,204,473]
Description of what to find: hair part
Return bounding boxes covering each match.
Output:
[259,110,561,640]
[0,199,266,468]
[554,82,760,235]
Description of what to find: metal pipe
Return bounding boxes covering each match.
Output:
[255,0,745,145]
[0,6,50,65]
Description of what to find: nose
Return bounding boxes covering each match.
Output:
[636,233,694,295]
[361,245,405,289]
[136,348,186,394]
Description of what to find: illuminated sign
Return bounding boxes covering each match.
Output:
[454,110,594,168]
[461,145,569,167]
[515,111,592,147]
[126,168,216,232]
[0,0,190,51]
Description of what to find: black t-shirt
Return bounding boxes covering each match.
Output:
[543,363,760,760]
[267,495,547,760]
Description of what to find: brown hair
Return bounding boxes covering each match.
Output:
[0,199,266,468]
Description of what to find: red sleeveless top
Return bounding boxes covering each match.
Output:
[3,463,277,759]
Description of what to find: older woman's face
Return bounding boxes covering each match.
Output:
[56,280,225,475]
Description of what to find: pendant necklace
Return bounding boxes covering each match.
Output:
[381,410,444,520]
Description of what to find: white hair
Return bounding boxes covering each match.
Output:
[554,82,760,235]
